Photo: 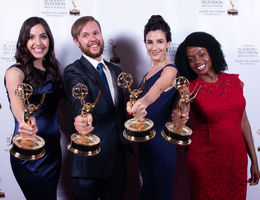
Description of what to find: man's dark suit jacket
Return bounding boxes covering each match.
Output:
[64,56,127,179]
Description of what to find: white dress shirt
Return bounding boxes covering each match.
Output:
[83,54,115,104]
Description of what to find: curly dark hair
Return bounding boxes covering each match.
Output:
[15,16,63,90]
[144,15,171,43]
[174,32,227,81]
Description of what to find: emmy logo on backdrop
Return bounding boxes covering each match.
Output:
[67,83,101,156]
[117,72,156,142]
[109,39,120,64]
[9,83,46,161]
[0,172,5,198]
[161,76,201,145]
[70,0,80,15]
[227,0,238,15]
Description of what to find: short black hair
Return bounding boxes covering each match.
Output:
[174,32,227,80]
[144,15,171,43]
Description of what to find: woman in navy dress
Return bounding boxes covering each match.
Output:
[5,17,63,200]
[127,15,178,200]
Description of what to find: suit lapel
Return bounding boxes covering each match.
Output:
[80,56,114,106]
[79,56,98,81]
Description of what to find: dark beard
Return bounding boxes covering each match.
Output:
[82,43,104,59]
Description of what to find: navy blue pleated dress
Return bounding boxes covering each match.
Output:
[6,64,62,200]
[138,64,178,200]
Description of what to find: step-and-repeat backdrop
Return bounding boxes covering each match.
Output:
[0,0,260,199]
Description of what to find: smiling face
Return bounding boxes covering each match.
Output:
[145,30,171,64]
[73,20,104,61]
[26,24,49,60]
[186,46,215,78]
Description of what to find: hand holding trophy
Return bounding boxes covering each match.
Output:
[117,72,155,142]
[67,83,101,156]
[161,76,201,145]
[9,83,46,160]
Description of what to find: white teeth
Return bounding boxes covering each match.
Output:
[89,44,98,47]
[197,64,205,70]
[34,48,43,53]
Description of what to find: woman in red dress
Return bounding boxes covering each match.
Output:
[173,32,260,199]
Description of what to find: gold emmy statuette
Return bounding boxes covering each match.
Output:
[117,72,155,142]
[9,83,46,161]
[109,39,120,64]
[67,83,101,156]
[161,76,201,145]
[227,0,238,15]
[70,0,80,15]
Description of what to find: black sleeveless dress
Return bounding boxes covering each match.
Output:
[138,64,178,200]
[5,64,62,200]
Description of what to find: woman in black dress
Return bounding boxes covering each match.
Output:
[5,17,63,200]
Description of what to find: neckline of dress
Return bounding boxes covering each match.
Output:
[197,73,221,85]
[14,63,46,73]
[145,63,174,81]
[34,67,46,73]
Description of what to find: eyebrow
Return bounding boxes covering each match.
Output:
[80,29,100,35]
[146,38,165,42]
[29,32,47,35]
[187,49,205,56]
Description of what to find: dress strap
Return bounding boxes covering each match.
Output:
[142,64,179,82]
[161,64,179,76]
[8,64,24,73]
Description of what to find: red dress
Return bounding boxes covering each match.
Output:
[188,73,248,200]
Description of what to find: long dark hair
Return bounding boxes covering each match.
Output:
[174,32,227,81]
[15,16,63,90]
[144,15,172,43]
